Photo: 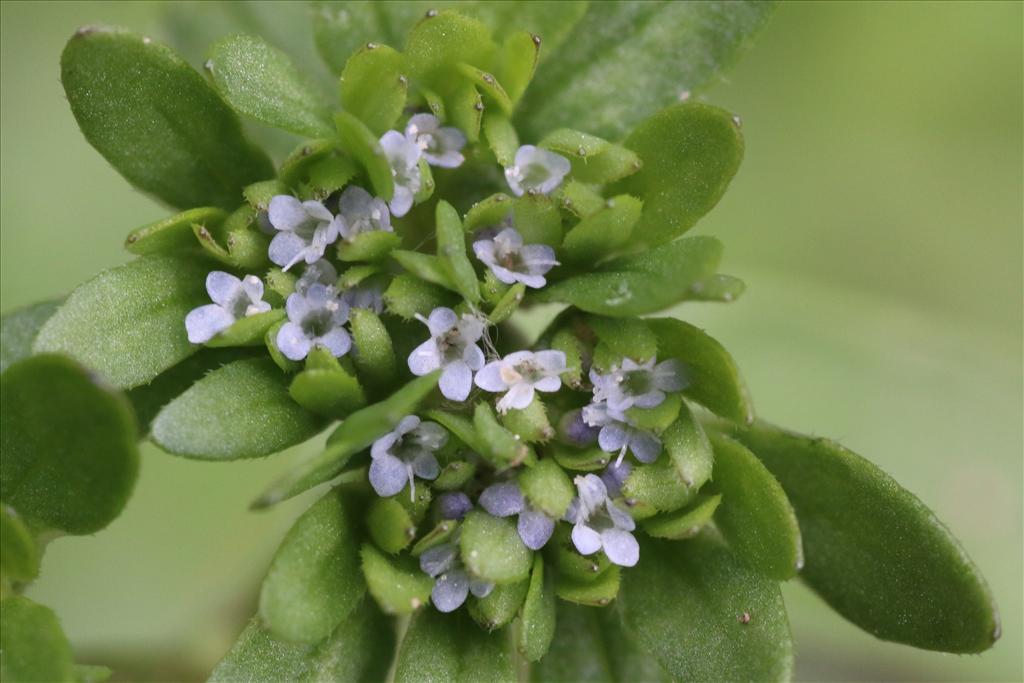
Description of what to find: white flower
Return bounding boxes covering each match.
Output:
[591,357,687,412]
[340,282,384,314]
[419,539,494,612]
[407,307,485,401]
[479,482,558,550]
[564,474,639,567]
[472,227,559,289]
[504,145,571,196]
[294,259,338,295]
[379,130,422,217]
[474,350,567,413]
[405,113,466,168]
[185,271,270,344]
[369,415,447,499]
[336,186,392,240]
[267,195,344,271]
[582,402,662,466]
[276,284,351,361]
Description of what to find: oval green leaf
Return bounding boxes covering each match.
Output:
[394,609,516,683]
[0,300,61,374]
[0,597,75,683]
[340,43,407,136]
[460,511,532,585]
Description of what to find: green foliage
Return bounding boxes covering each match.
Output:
[1,354,138,535]
[151,358,324,460]
[60,26,272,210]
[0,597,76,683]
[259,487,365,643]
[393,609,516,683]
[723,421,1001,653]
[0,300,61,374]
[340,43,408,135]
[515,554,555,662]
[460,511,532,584]
[360,544,433,615]
[1,506,39,585]
[124,207,227,255]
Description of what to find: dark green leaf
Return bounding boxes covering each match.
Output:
[368,496,418,554]
[259,487,365,643]
[499,396,553,443]
[335,111,394,200]
[0,300,61,374]
[555,564,620,607]
[360,543,433,615]
[460,511,532,584]
[519,458,574,519]
[1,354,138,535]
[337,231,401,262]
[209,618,314,683]
[560,195,642,265]
[33,255,210,389]
[537,236,722,316]
[391,251,458,292]
[124,207,227,255]
[253,372,440,508]
[61,26,272,209]
[206,34,333,137]
[620,534,793,682]
[721,420,1001,653]
[206,310,285,348]
[483,111,519,167]
[350,308,397,392]
[517,2,775,140]
[384,274,459,320]
[1,506,39,583]
[151,358,323,460]
[394,609,515,683]
[0,597,75,683]
[340,43,407,135]
[640,493,721,540]
[468,578,529,631]
[436,201,482,303]
[473,403,535,468]
[618,103,745,247]
[515,555,554,662]
[647,317,754,424]
[708,432,802,580]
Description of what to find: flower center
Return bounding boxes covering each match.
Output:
[302,308,335,338]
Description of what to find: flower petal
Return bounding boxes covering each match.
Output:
[474,361,508,392]
[479,483,524,517]
[371,431,400,459]
[317,327,352,358]
[571,523,602,555]
[606,500,636,532]
[461,342,485,371]
[600,528,639,567]
[439,361,473,401]
[598,423,629,453]
[389,185,414,218]
[518,507,555,550]
[497,382,534,413]
[276,322,313,361]
[432,570,470,613]
[268,195,307,231]
[185,304,234,344]
[412,452,440,480]
[269,231,308,269]
[419,543,457,577]
[438,492,473,520]
[205,271,242,307]
[426,307,458,336]
[629,430,662,464]
[412,421,448,450]
[368,452,408,497]
[469,579,495,599]
[533,375,562,393]
[407,339,441,376]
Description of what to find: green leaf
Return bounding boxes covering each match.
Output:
[517,1,775,140]
[350,309,397,392]
[559,195,642,265]
[684,273,746,303]
[708,432,802,580]
[555,564,620,607]
[0,597,76,683]
[151,358,323,460]
[620,534,793,682]
[537,236,722,316]
[368,497,418,554]
[391,250,458,292]
[497,30,539,105]
[259,487,365,643]
[515,555,554,662]
[518,458,574,518]
[500,396,553,443]
[569,144,643,185]
[124,207,227,255]
[394,609,515,683]
[587,315,657,369]
[721,420,1001,654]
[640,493,722,540]
[61,26,272,210]
[510,195,563,247]
[303,155,359,201]
[488,283,526,325]
[1,506,39,584]
[33,255,210,389]
[360,543,433,615]
[473,403,534,469]
[555,180,605,219]
[647,317,754,424]
[337,230,401,262]
[253,372,440,508]
[384,274,458,321]
[460,511,532,584]
[404,11,496,88]
[340,43,407,135]
[288,349,367,418]
[335,111,394,201]
[483,111,519,167]
[468,578,529,631]
[447,81,484,144]
[206,310,285,348]
[457,62,512,114]
[1,354,138,535]
[618,103,745,247]
[206,34,333,138]
[436,201,482,303]
[0,300,61,374]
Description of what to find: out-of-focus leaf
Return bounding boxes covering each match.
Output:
[0,597,75,683]
[460,511,532,584]
[682,273,746,303]
[259,487,365,644]
[554,564,620,607]
[350,309,397,392]
[360,543,433,615]
[0,300,61,374]
[61,26,272,209]
[515,554,555,662]
[468,578,528,631]
[647,317,754,424]
[1,506,39,583]
[340,43,407,135]
[618,103,745,247]
[538,236,722,316]
[620,534,793,682]
[151,358,323,460]
[206,34,333,138]
[33,255,210,389]
[393,609,515,683]
[1,354,138,535]
[708,432,802,580]
[253,372,440,508]
[335,111,394,200]
[517,1,775,140]
[124,207,227,256]
[721,420,1001,654]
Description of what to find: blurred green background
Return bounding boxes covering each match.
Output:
[1,1,1020,681]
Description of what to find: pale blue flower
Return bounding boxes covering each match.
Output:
[565,474,639,567]
[590,356,687,412]
[379,130,422,217]
[419,539,494,613]
[472,227,558,289]
[295,259,338,295]
[479,482,558,550]
[407,307,485,401]
[337,186,391,240]
[504,145,570,196]
[267,195,343,271]
[369,415,446,499]
[582,402,662,466]
[475,349,567,413]
[405,113,466,168]
[185,271,270,344]
[276,284,350,361]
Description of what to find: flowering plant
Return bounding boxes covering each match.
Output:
[0,3,999,682]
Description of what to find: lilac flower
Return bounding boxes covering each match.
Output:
[405,113,466,168]
[419,540,494,613]
[185,272,270,344]
[504,145,571,196]
[565,474,639,567]
[369,415,447,499]
[590,357,687,412]
[340,281,385,314]
[437,492,473,520]
[267,195,343,270]
[407,307,485,401]
[276,284,350,361]
[294,259,338,295]
[601,460,633,499]
[479,482,557,550]
[474,350,567,413]
[472,227,559,289]
[336,186,391,240]
[379,130,422,217]
[582,402,662,466]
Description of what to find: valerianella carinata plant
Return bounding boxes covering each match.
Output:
[0,3,1001,682]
